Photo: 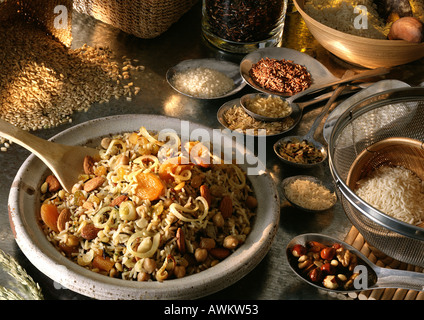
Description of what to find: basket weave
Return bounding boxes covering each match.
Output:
[73,0,198,39]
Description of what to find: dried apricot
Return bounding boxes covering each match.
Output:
[135,172,164,201]
[40,203,60,232]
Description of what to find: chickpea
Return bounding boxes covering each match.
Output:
[213,212,225,228]
[223,235,239,250]
[101,137,112,149]
[174,265,186,278]
[116,154,129,166]
[137,272,150,282]
[143,258,157,274]
[194,248,208,263]
[65,234,80,248]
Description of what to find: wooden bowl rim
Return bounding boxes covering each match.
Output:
[293,0,424,48]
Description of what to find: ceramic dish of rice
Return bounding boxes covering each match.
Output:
[8,114,280,300]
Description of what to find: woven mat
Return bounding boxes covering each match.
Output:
[343,226,424,300]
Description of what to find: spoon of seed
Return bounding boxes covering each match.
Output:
[286,233,424,293]
[0,119,98,193]
[242,67,390,123]
[273,71,354,167]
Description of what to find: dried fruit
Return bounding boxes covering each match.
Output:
[176,228,186,254]
[83,155,95,175]
[57,208,72,232]
[83,176,106,192]
[40,203,59,232]
[80,223,100,240]
[46,175,61,192]
[111,195,129,207]
[209,247,231,260]
[219,196,233,218]
[200,185,212,207]
[134,172,164,201]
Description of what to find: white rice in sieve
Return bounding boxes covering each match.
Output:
[355,165,424,225]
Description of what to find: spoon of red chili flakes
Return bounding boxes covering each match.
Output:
[249,57,312,95]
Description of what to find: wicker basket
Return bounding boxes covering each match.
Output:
[73,0,198,39]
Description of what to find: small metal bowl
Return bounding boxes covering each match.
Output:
[240,93,293,122]
[273,137,328,168]
[166,58,246,99]
[281,175,337,212]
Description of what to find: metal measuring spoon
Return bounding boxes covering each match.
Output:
[240,93,293,122]
[286,233,424,293]
[281,175,337,212]
[273,81,348,167]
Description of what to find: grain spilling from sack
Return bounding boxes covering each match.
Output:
[0,20,143,151]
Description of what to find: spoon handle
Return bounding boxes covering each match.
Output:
[304,70,355,141]
[295,67,390,100]
[374,266,424,291]
[0,118,58,160]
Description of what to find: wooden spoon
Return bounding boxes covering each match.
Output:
[0,119,98,193]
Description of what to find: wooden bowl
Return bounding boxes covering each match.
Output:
[293,0,424,68]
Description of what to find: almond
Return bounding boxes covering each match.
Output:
[209,247,231,260]
[46,175,61,192]
[83,176,106,192]
[80,223,100,240]
[200,185,211,206]
[110,194,128,207]
[176,227,186,254]
[246,196,258,210]
[219,196,233,219]
[57,208,72,232]
[83,155,95,175]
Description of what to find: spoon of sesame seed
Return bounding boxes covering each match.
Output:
[0,119,98,193]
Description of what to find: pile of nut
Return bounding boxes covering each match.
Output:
[290,241,361,290]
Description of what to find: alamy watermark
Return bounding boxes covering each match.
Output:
[353,5,369,30]
[53,5,68,29]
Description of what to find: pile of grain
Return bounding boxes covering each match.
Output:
[355,166,424,225]
[171,67,234,98]
[284,178,337,211]
[244,95,292,118]
[304,0,387,39]
[0,19,143,151]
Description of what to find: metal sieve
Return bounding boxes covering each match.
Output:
[328,87,424,267]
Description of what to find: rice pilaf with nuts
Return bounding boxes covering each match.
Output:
[39,126,258,282]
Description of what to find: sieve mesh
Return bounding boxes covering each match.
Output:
[329,87,424,267]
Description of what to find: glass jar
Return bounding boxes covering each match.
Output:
[202,0,288,53]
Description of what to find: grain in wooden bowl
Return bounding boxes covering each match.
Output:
[293,0,424,68]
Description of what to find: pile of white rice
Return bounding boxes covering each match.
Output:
[172,67,234,98]
[355,165,424,225]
